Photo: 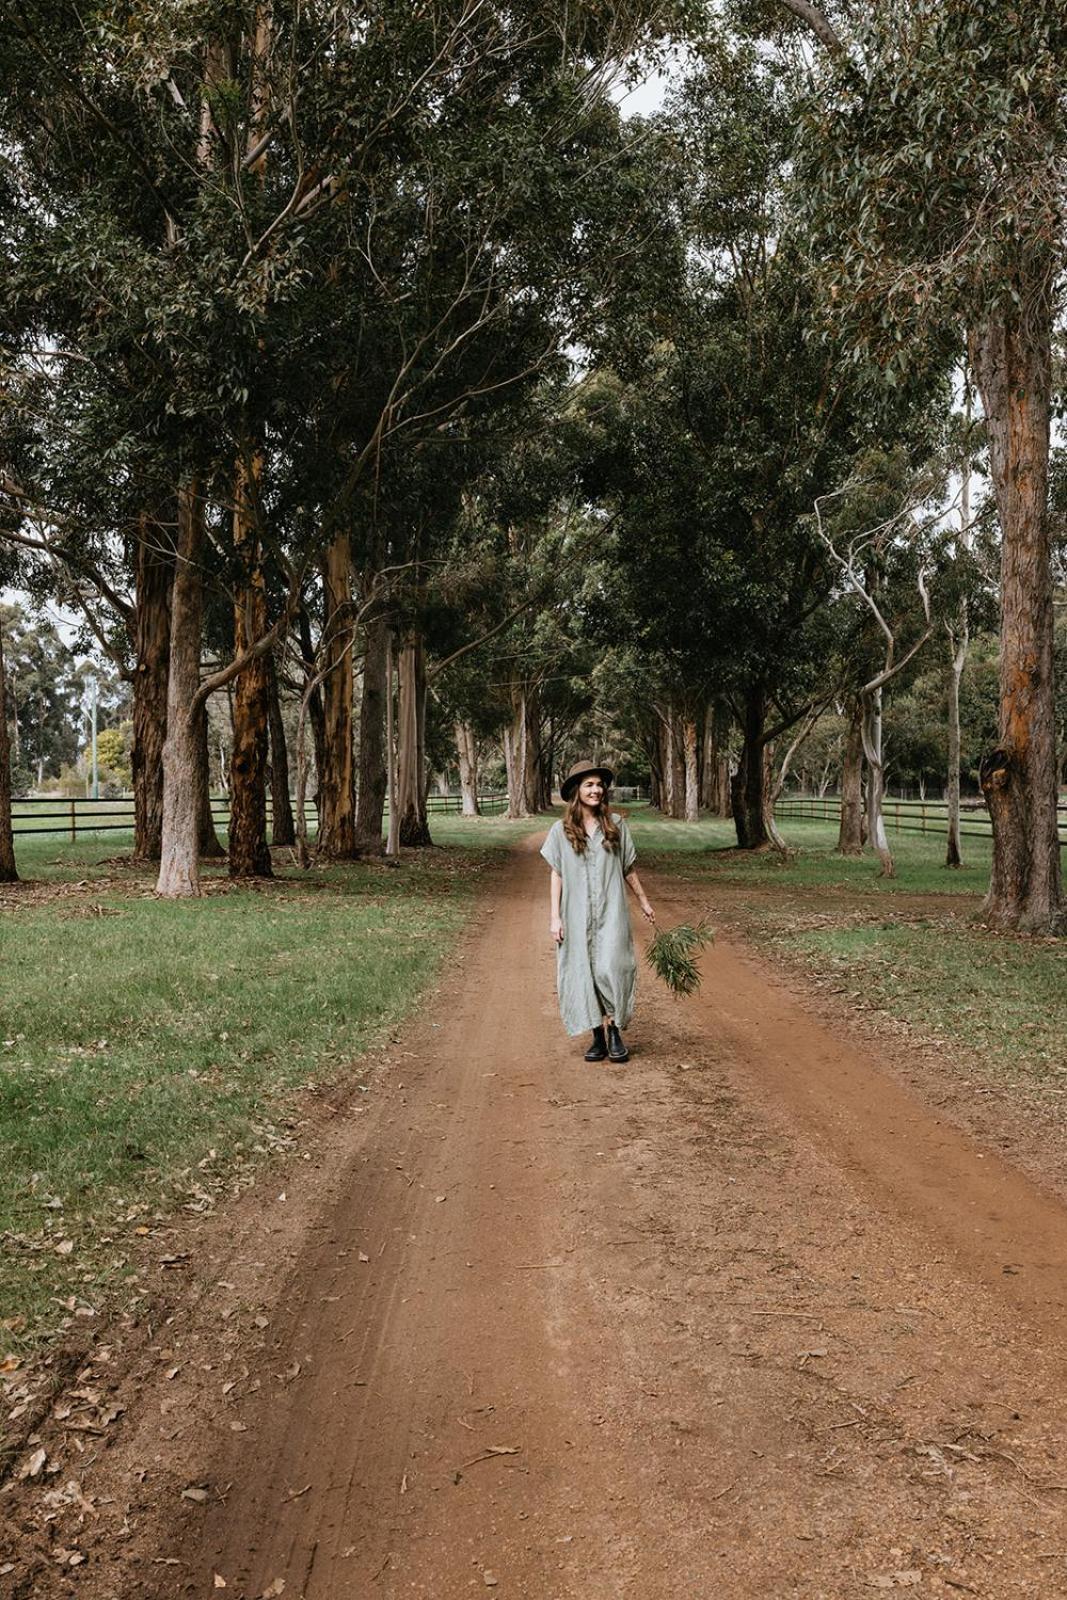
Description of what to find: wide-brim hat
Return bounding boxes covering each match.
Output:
[560,760,615,801]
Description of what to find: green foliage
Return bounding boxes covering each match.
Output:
[645,918,714,996]
[794,0,1067,376]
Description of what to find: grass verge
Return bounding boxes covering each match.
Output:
[0,816,543,1381]
[628,808,1066,1105]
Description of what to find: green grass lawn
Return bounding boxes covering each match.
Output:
[0,817,546,1372]
[625,807,1066,1097]
[624,805,992,896]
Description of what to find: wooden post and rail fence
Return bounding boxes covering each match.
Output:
[776,793,1067,847]
[8,791,511,842]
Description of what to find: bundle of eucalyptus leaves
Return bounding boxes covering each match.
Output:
[645,918,714,998]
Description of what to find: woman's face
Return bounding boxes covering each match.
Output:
[578,776,604,808]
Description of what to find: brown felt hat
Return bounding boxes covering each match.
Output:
[560,760,615,802]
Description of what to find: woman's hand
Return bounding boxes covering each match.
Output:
[550,915,564,945]
[640,900,656,925]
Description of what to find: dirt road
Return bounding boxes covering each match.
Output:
[23,835,1067,1599]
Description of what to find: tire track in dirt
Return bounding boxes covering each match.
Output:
[23,834,1067,1600]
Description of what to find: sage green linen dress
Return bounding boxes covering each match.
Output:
[540,814,638,1036]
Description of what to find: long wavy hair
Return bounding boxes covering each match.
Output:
[563,786,621,855]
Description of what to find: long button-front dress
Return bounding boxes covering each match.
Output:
[540,814,638,1036]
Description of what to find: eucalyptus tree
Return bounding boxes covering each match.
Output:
[584,40,945,848]
[778,0,1067,930]
[2,0,698,894]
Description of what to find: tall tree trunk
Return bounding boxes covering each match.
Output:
[197,704,225,857]
[945,625,967,869]
[970,304,1062,931]
[267,652,295,846]
[397,632,432,846]
[228,458,272,878]
[682,715,699,823]
[699,707,714,811]
[0,621,18,883]
[861,685,893,877]
[837,696,865,856]
[455,722,480,816]
[762,744,790,852]
[297,607,327,820]
[355,612,388,854]
[670,709,686,819]
[540,720,555,810]
[317,532,357,857]
[132,515,173,860]
[504,686,529,819]
[946,371,973,871]
[730,685,771,849]
[157,484,205,898]
[384,630,400,857]
[522,684,543,814]
[704,704,732,818]
[646,733,663,812]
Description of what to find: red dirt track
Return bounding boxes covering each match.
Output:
[9,833,1067,1599]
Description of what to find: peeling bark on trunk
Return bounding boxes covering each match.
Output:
[504,687,529,819]
[837,696,865,856]
[455,722,480,816]
[730,686,771,850]
[355,612,388,855]
[0,622,18,883]
[267,652,295,846]
[682,716,699,823]
[132,516,173,860]
[971,305,1062,930]
[157,485,206,898]
[317,532,357,857]
[397,633,432,847]
[228,458,272,878]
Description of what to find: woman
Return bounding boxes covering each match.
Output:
[540,761,655,1063]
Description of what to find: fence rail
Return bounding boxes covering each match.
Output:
[10,791,510,840]
[778,793,1067,846]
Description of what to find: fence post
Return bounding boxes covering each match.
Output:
[70,799,77,843]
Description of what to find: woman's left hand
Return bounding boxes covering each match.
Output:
[641,901,655,924]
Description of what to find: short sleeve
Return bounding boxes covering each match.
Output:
[540,823,564,873]
[618,817,637,873]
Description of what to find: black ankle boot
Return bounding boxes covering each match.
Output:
[584,1026,608,1061]
[606,1022,629,1062]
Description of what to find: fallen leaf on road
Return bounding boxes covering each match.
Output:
[18,1447,47,1480]
[214,1575,228,1589]
[285,1483,312,1501]
[1,1354,20,1372]
[260,1580,286,1597]
[181,1486,210,1503]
